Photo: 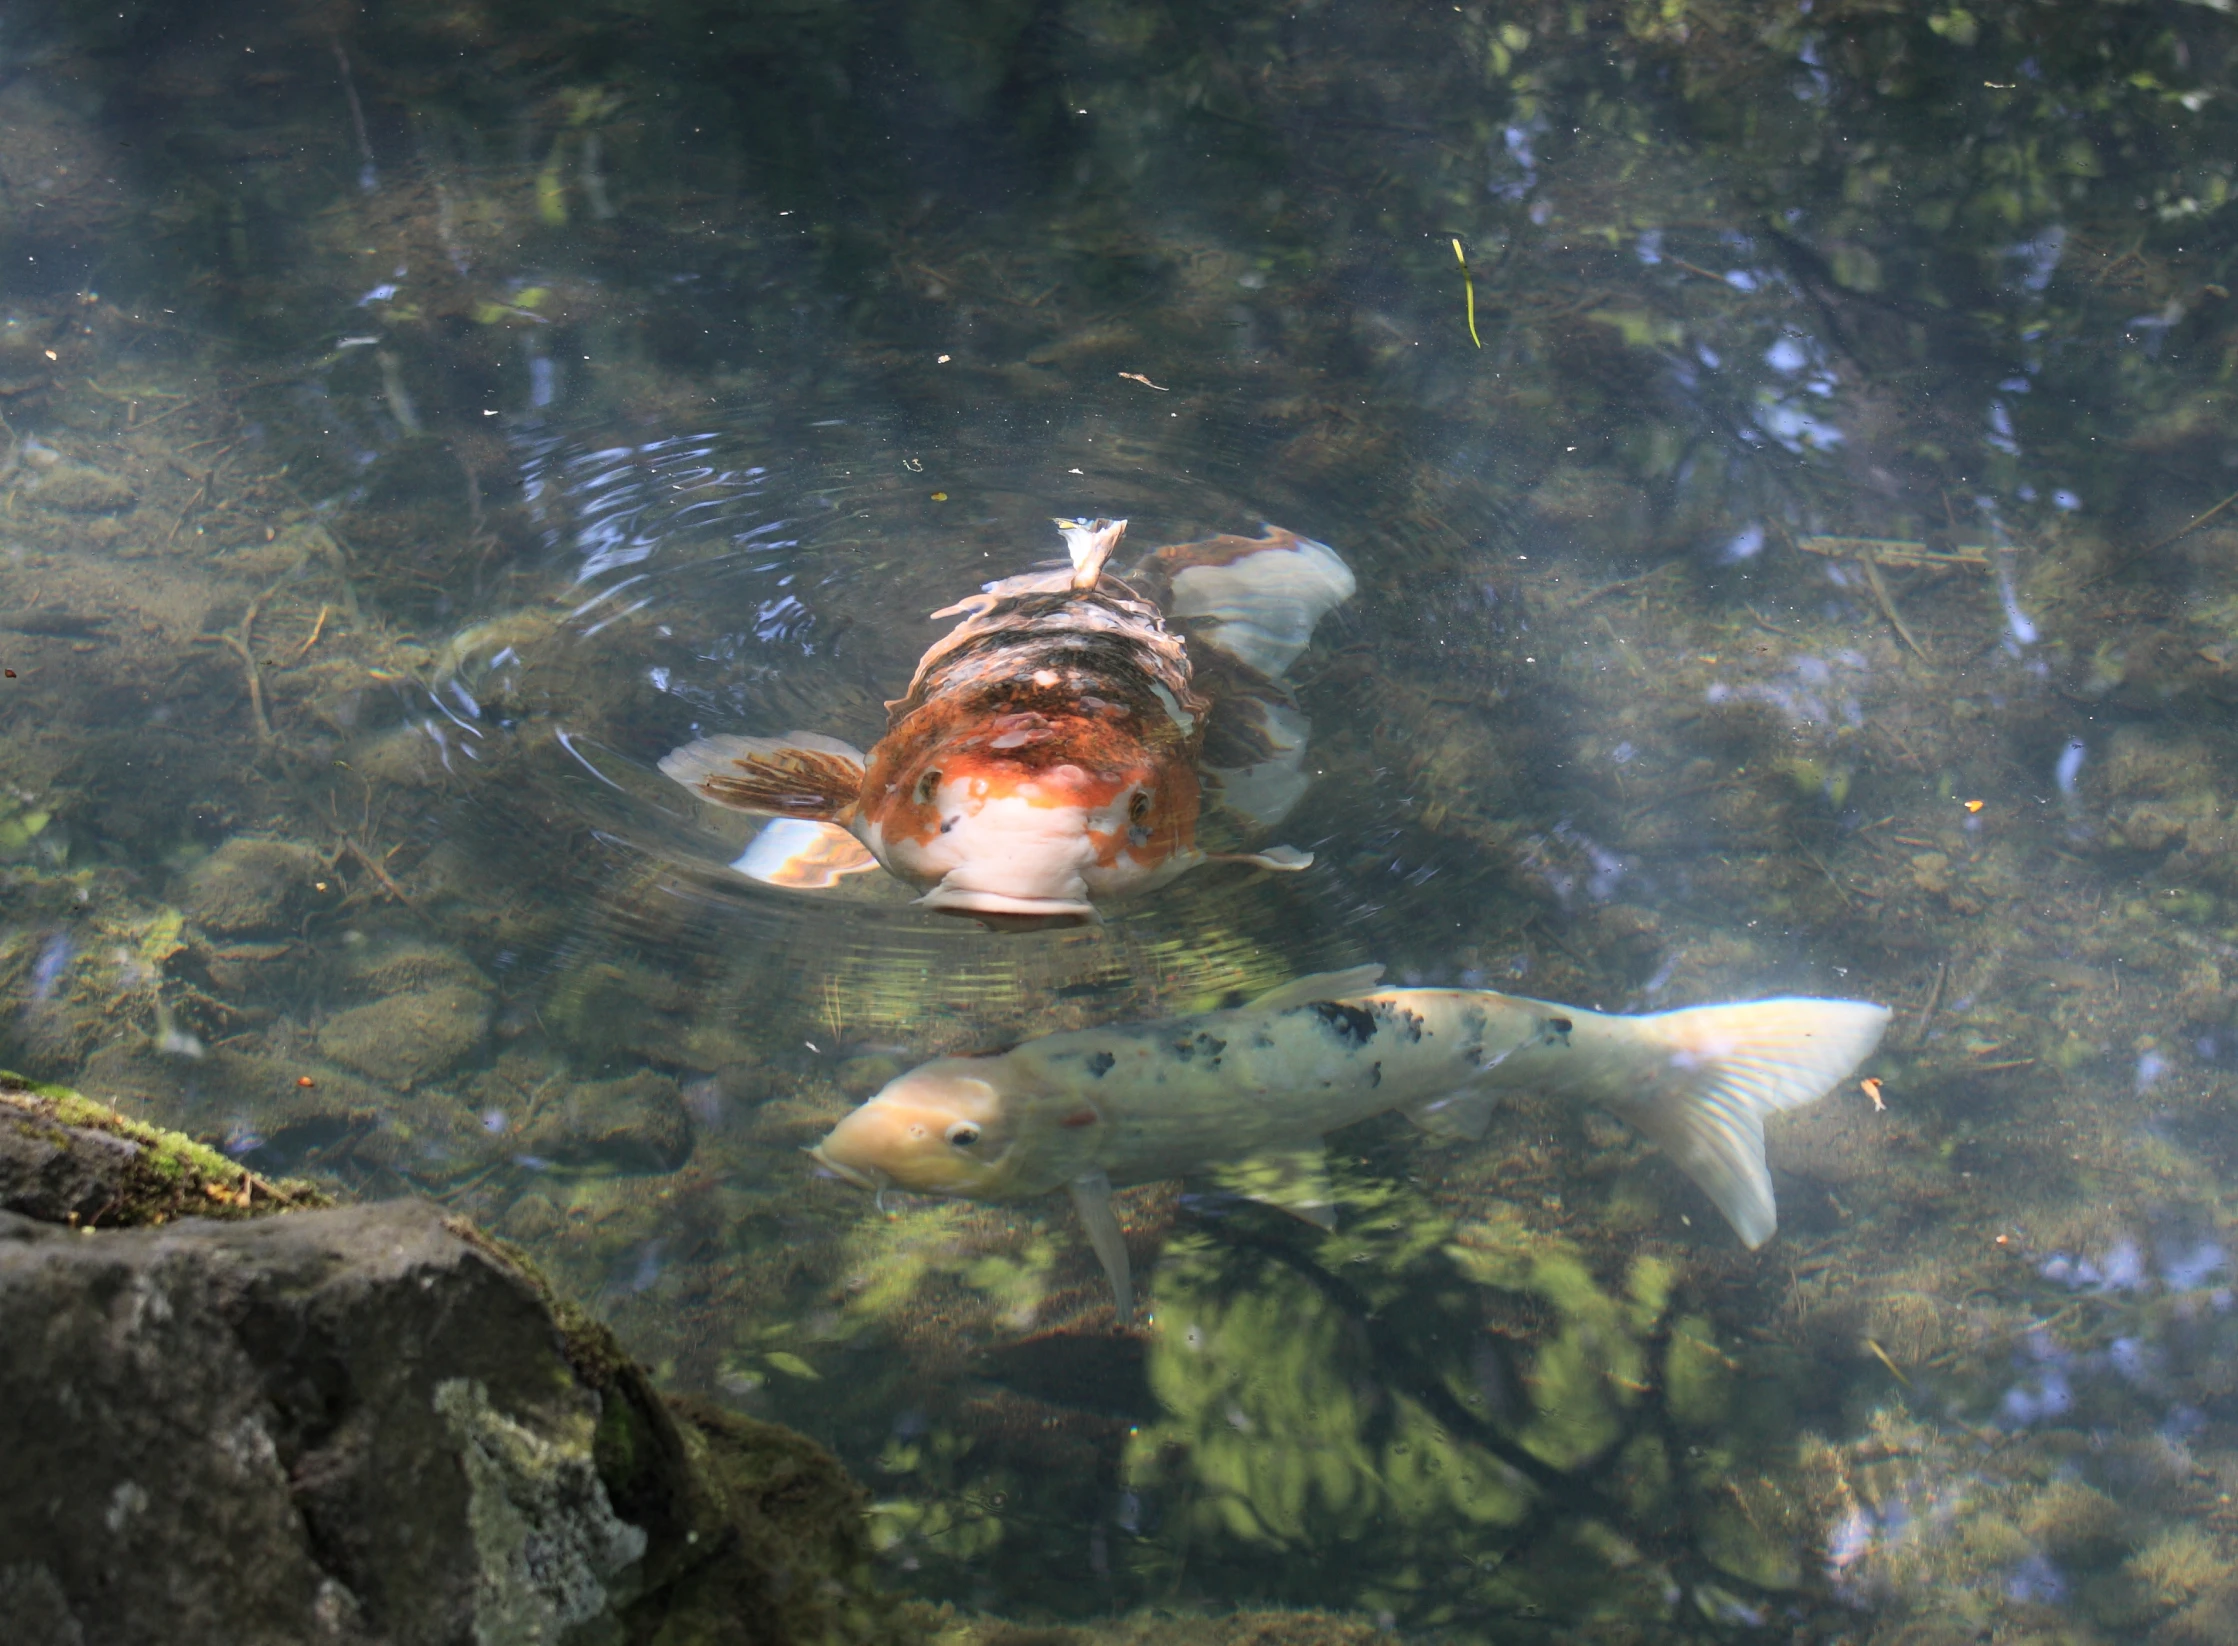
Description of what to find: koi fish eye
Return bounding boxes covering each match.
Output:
[1128,789,1153,824]
[914,768,943,805]
[945,1121,981,1148]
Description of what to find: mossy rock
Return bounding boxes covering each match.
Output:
[317,983,491,1088]
[516,1070,696,1175]
[180,836,330,936]
[23,460,135,513]
[340,939,493,998]
[450,1220,916,1645]
[1,1087,916,1644]
[0,1071,328,1226]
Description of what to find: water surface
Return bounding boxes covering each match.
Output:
[5,1,2238,1637]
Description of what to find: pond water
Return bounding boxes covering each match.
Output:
[5,1,2238,1638]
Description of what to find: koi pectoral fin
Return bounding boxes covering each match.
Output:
[1204,696,1314,828]
[730,818,880,889]
[1208,845,1313,872]
[1068,1171,1134,1325]
[660,732,867,821]
[1404,1084,1502,1141]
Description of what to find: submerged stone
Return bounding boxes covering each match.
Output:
[516,1070,695,1175]
[23,459,134,513]
[181,836,329,937]
[317,983,491,1088]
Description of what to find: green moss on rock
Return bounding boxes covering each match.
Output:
[0,1072,328,1225]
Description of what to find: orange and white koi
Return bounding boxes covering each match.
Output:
[810,967,1890,1320]
[661,518,1354,928]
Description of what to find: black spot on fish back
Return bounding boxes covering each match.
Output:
[1373,1003,1426,1044]
[1087,1049,1115,1078]
[1170,1030,1226,1066]
[1309,1000,1377,1046]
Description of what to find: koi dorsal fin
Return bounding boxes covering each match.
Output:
[1245,965,1386,1012]
[659,732,867,821]
[1054,517,1128,591]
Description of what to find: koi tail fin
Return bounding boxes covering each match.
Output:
[1610,998,1890,1247]
[660,732,868,821]
[1055,517,1128,591]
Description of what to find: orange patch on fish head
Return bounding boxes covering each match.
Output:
[860,708,1202,923]
[808,1062,1015,1197]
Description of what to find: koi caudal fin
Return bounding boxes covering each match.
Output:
[1604,997,1890,1248]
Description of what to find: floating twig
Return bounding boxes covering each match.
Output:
[1662,254,1735,287]
[1801,846,1854,910]
[193,590,274,745]
[1910,960,1947,1048]
[161,480,209,549]
[292,603,332,661]
[1796,535,1992,570]
[2079,484,2238,592]
[1568,559,1682,608]
[342,834,434,924]
[1595,613,1645,677]
[1862,1337,1914,1389]
[159,443,236,548]
[1860,555,1929,661]
[1451,237,1483,349]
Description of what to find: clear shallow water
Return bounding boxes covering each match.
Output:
[6,1,2238,1637]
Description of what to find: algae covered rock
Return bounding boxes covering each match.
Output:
[310,940,495,1090]
[181,836,330,936]
[22,458,135,513]
[0,1071,325,1225]
[316,982,491,1088]
[515,1069,696,1174]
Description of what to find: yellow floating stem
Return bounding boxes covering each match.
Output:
[1862,1337,1913,1389]
[1452,237,1483,349]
